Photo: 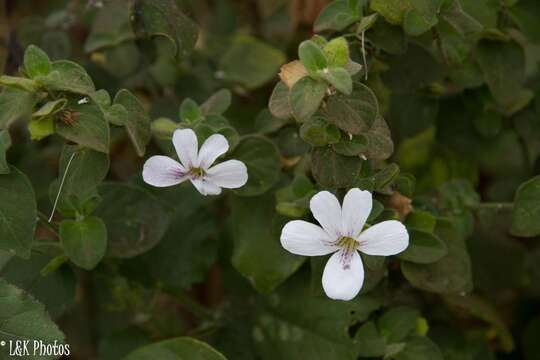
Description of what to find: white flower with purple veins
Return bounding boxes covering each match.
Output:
[280,189,409,301]
[142,128,248,196]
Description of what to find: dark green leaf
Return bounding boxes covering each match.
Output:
[314,0,361,32]
[231,194,304,293]
[268,81,292,120]
[300,115,341,146]
[319,67,352,95]
[131,0,199,58]
[398,229,448,264]
[0,87,38,130]
[60,216,107,270]
[201,89,232,116]
[123,337,226,360]
[476,40,526,107]
[324,82,379,134]
[290,77,328,122]
[311,147,363,188]
[219,35,285,89]
[231,136,281,196]
[95,183,170,258]
[56,99,110,153]
[24,44,52,78]
[39,60,95,95]
[0,130,10,174]
[378,306,420,343]
[393,336,443,360]
[511,176,540,237]
[84,0,134,52]
[114,89,151,156]
[0,279,65,358]
[402,218,473,294]
[0,167,36,258]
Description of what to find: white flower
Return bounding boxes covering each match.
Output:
[142,129,248,196]
[280,189,409,301]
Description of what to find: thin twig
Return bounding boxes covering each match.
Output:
[49,152,77,222]
[361,31,368,81]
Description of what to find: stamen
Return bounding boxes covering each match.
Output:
[337,237,358,270]
[190,167,205,179]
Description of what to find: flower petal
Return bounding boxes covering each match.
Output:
[357,220,409,256]
[342,188,372,239]
[198,134,229,169]
[206,160,248,189]
[280,220,338,256]
[322,250,364,301]
[190,178,222,196]
[310,191,342,239]
[173,128,198,168]
[142,156,186,187]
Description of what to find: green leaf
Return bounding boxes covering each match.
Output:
[127,201,218,291]
[194,114,240,149]
[362,116,394,160]
[180,98,204,123]
[105,103,129,126]
[84,0,134,52]
[314,0,361,32]
[332,134,367,156]
[511,176,540,237]
[60,216,107,270]
[440,0,483,35]
[0,279,65,358]
[253,277,381,359]
[219,35,285,89]
[476,40,526,107]
[38,60,95,95]
[369,20,407,54]
[28,117,55,141]
[290,77,328,122]
[319,67,353,95]
[0,167,36,259]
[114,89,151,156]
[268,81,292,120]
[56,99,110,153]
[323,37,350,68]
[0,251,75,319]
[0,87,38,130]
[354,321,387,357]
[298,40,328,75]
[231,136,281,197]
[131,0,199,59]
[201,89,232,116]
[95,183,170,258]
[393,336,443,360]
[58,144,110,199]
[405,210,436,233]
[324,82,379,134]
[0,75,39,92]
[24,44,51,78]
[230,194,304,293]
[311,147,363,188]
[444,295,514,353]
[300,115,341,146]
[404,8,438,35]
[123,337,226,360]
[32,98,67,118]
[0,130,10,174]
[378,306,420,343]
[402,218,473,294]
[371,0,413,25]
[398,229,448,264]
[382,44,442,93]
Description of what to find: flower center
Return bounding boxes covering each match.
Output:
[337,237,358,270]
[190,167,205,179]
